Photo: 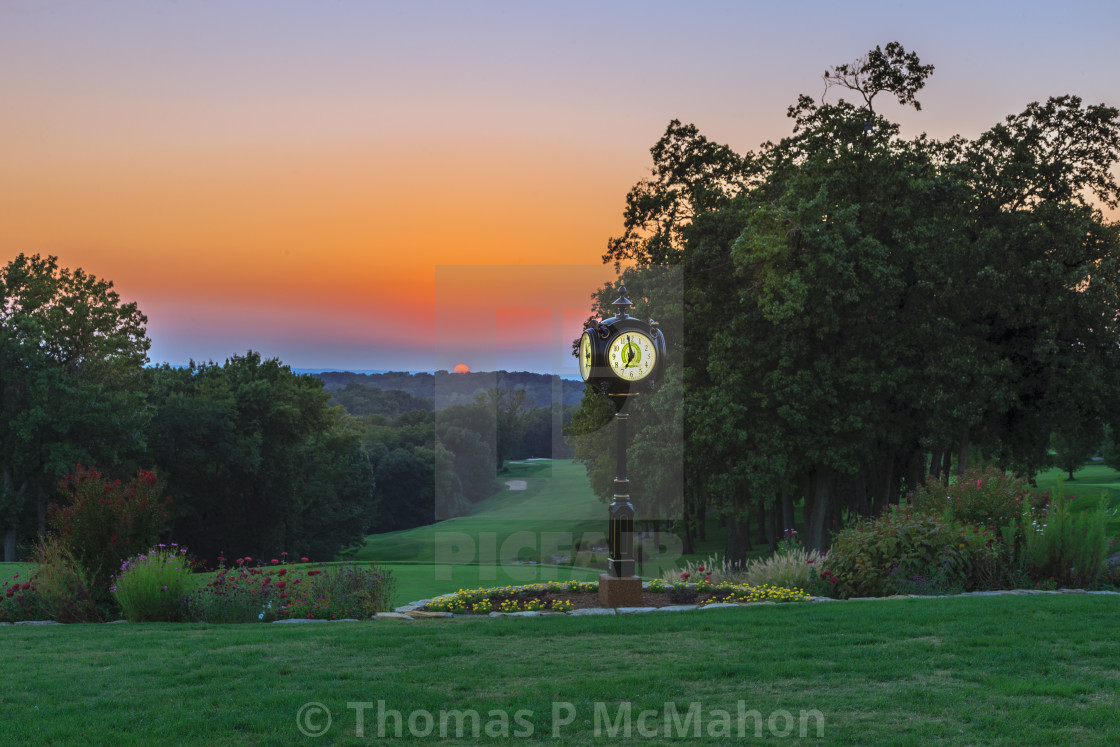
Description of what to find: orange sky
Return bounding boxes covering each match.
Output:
[2,1,1118,372]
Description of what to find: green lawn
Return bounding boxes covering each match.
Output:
[348,460,605,564]
[380,561,602,605]
[1,594,1117,744]
[0,562,35,582]
[348,459,682,602]
[1034,462,1120,538]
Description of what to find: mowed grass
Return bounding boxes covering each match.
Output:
[0,562,35,582]
[348,460,635,601]
[381,562,602,606]
[1034,462,1120,538]
[348,460,605,564]
[1,594,1117,745]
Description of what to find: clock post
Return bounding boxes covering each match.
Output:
[576,284,665,608]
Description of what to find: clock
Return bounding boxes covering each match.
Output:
[576,285,664,397]
[579,330,593,381]
[608,331,656,381]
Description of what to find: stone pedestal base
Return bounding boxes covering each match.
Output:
[598,574,643,608]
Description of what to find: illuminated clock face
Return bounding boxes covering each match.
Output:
[579,331,593,381]
[608,331,656,381]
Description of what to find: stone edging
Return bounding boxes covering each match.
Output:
[377,587,1120,621]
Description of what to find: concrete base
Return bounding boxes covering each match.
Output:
[598,574,643,608]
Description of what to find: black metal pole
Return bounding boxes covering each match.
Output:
[608,408,635,577]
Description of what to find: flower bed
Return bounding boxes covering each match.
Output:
[422,580,810,615]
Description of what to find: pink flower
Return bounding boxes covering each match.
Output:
[300,557,309,563]
[271,559,279,565]
[680,572,690,580]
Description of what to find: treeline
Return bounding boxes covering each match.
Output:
[0,254,575,563]
[568,42,1120,559]
[317,370,586,410]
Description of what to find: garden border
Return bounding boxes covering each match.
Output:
[382,586,1120,621]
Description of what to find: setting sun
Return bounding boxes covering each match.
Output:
[453,363,470,374]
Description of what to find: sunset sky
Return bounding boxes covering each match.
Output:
[3,1,1118,374]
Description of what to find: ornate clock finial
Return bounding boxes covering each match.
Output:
[612,284,632,318]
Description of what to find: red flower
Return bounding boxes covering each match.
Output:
[244,556,252,562]
[300,557,309,563]
[277,568,287,576]
[271,559,279,565]
[680,572,690,580]
[307,570,322,576]
[276,581,286,589]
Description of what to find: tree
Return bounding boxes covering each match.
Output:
[435,403,499,508]
[1049,426,1103,480]
[144,353,376,561]
[579,42,1120,555]
[0,254,150,561]
[474,387,528,470]
[602,119,755,269]
[822,41,934,114]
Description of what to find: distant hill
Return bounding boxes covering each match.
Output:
[313,370,586,412]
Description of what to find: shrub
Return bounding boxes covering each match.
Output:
[660,554,746,585]
[184,555,296,623]
[51,465,169,594]
[0,571,47,623]
[184,557,395,623]
[661,536,825,594]
[743,533,826,591]
[909,467,1037,529]
[112,545,196,622]
[1021,481,1111,588]
[30,536,105,622]
[293,562,396,618]
[821,505,991,598]
[1097,563,1120,591]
